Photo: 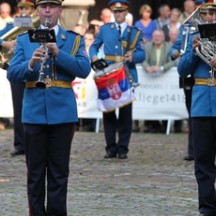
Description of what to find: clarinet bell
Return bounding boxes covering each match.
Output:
[35,74,46,88]
[36,81,46,88]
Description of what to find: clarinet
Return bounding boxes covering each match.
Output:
[35,18,50,88]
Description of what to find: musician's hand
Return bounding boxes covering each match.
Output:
[2,40,16,51]
[91,56,99,62]
[29,47,47,69]
[172,49,180,59]
[46,43,59,56]
[210,56,216,68]
[125,50,133,62]
[192,36,200,50]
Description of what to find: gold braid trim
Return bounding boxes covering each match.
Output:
[129,30,141,50]
[121,41,127,48]
[71,35,81,56]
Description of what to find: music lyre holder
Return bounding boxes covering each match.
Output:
[28,29,56,88]
[28,28,56,43]
[91,58,108,72]
[198,23,216,40]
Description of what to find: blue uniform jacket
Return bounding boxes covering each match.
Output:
[177,32,216,117]
[7,26,91,124]
[89,23,145,82]
[0,22,13,46]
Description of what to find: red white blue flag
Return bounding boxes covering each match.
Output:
[94,66,135,112]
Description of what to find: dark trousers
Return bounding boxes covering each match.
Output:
[192,117,216,214]
[103,103,132,154]
[11,83,25,152]
[184,88,193,157]
[24,123,75,216]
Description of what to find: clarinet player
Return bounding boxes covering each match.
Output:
[7,0,91,215]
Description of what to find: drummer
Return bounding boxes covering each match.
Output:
[89,0,145,159]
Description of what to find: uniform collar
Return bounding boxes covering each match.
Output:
[115,21,127,36]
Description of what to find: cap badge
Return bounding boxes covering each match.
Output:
[116,2,121,7]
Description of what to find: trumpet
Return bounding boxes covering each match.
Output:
[36,18,50,88]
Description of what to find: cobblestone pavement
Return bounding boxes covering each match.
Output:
[0,129,198,216]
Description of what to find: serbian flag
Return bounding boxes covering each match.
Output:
[94,66,135,112]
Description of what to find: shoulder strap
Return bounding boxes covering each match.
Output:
[129,30,141,50]
[71,35,81,56]
[125,26,132,52]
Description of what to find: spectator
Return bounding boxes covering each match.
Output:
[90,8,112,35]
[100,8,112,24]
[142,30,178,133]
[73,24,86,35]
[154,4,171,29]
[162,8,181,42]
[84,29,95,53]
[125,12,133,25]
[168,27,180,44]
[134,4,157,43]
[0,2,13,30]
[178,0,196,23]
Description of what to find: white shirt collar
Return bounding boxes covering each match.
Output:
[115,21,127,36]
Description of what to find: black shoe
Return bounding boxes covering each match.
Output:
[11,149,25,157]
[104,152,116,159]
[117,153,128,159]
[184,155,194,161]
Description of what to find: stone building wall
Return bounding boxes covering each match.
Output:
[59,0,95,30]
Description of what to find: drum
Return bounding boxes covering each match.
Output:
[94,62,135,112]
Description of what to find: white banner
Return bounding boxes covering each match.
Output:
[0,66,188,120]
[0,69,13,117]
[133,65,188,120]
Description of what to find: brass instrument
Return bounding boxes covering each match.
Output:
[195,39,215,65]
[0,11,40,69]
[194,2,216,79]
